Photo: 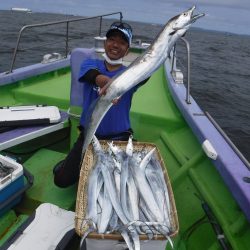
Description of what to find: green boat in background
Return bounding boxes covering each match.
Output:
[0,11,250,250]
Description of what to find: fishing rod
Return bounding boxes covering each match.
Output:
[194,193,231,250]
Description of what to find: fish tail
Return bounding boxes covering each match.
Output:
[81,96,102,155]
[82,96,101,134]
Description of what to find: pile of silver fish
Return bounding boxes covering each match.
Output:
[80,135,174,250]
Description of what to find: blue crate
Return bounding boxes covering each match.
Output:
[0,155,24,216]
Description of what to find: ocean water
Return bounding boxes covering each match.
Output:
[0,10,249,162]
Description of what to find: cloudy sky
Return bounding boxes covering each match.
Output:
[1,0,250,35]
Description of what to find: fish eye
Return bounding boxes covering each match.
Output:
[183,12,188,16]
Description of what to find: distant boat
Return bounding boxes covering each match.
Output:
[11,7,32,13]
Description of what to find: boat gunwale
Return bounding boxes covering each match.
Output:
[0,57,70,86]
[164,59,250,223]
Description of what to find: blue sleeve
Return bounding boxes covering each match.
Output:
[78,59,100,82]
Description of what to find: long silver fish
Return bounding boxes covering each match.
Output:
[97,182,113,233]
[146,157,171,225]
[131,148,165,222]
[81,6,204,152]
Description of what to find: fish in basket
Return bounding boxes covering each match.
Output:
[75,136,179,249]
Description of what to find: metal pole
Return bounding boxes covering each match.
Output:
[181,37,191,104]
[6,12,123,73]
[8,27,26,73]
[99,17,102,36]
[66,22,69,57]
[171,45,176,73]
[120,12,123,22]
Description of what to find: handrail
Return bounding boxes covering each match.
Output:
[170,39,250,171]
[7,12,123,73]
[171,41,250,170]
[170,44,176,73]
[171,37,191,104]
[180,37,191,104]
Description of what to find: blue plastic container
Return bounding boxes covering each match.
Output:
[0,155,24,216]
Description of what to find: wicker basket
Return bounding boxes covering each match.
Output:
[75,140,179,240]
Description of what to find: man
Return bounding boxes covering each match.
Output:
[54,21,146,188]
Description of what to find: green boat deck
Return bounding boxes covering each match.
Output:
[0,63,250,249]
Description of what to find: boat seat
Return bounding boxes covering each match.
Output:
[68,47,95,145]
[0,111,69,151]
[70,47,95,108]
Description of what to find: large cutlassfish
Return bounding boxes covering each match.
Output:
[82,6,204,153]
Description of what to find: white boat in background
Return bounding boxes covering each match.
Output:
[11,7,32,13]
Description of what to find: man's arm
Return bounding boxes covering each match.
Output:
[79,69,100,83]
[79,69,110,88]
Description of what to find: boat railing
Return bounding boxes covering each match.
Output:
[7,12,123,74]
[181,37,191,104]
[170,39,250,171]
[171,37,191,104]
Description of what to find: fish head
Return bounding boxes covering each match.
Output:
[91,135,102,153]
[169,6,205,36]
[126,135,133,156]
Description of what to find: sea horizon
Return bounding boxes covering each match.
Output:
[1,8,250,39]
[1,0,250,36]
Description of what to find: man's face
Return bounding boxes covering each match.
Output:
[104,33,129,60]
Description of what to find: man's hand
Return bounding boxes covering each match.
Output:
[112,97,121,105]
[96,75,120,104]
[95,75,110,88]
[96,75,111,96]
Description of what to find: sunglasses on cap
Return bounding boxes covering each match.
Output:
[110,21,133,33]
